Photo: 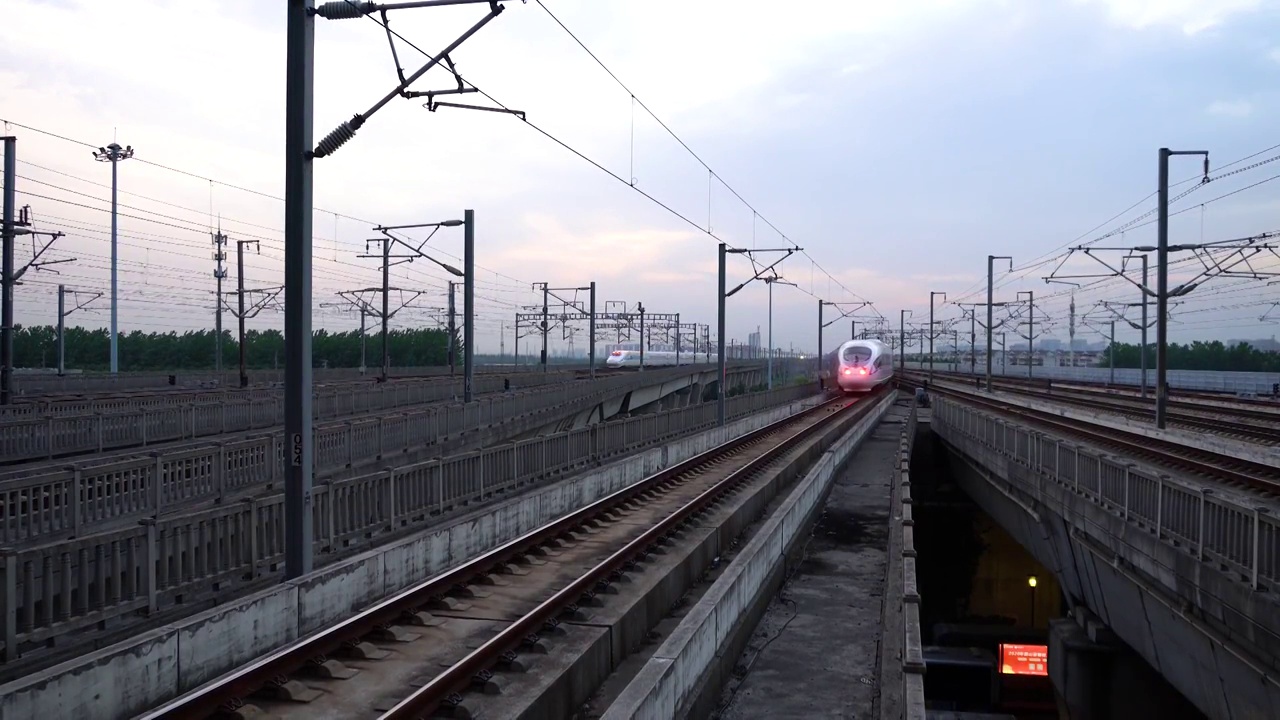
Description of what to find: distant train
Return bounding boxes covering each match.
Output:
[605,349,694,368]
[821,339,895,393]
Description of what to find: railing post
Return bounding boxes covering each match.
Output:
[1155,476,1164,538]
[378,416,385,460]
[1123,464,1131,521]
[96,412,104,453]
[346,422,355,468]
[46,415,54,459]
[2,550,15,661]
[1252,507,1264,591]
[385,467,397,528]
[151,452,164,515]
[1198,489,1210,561]
[214,442,227,502]
[67,464,82,538]
[141,408,149,446]
[140,518,158,614]
[245,497,259,578]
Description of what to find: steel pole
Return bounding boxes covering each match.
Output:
[767,280,774,390]
[447,281,456,376]
[817,300,823,389]
[588,281,596,379]
[1140,253,1149,400]
[1110,321,1116,385]
[675,312,681,365]
[969,311,976,374]
[1027,291,1034,379]
[0,137,14,404]
[237,241,249,388]
[541,284,549,373]
[283,0,315,580]
[380,235,390,382]
[986,257,994,391]
[928,293,937,382]
[1156,147,1172,427]
[717,243,726,425]
[639,304,646,371]
[57,284,65,376]
[110,155,119,375]
[463,209,475,402]
[359,309,366,373]
[899,310,906,372]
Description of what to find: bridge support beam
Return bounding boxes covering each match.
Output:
[1050,616,1203,720]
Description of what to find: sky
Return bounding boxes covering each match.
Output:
[2,0,1279,359]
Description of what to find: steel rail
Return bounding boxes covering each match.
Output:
[909,370,1280,440]
[921,383,1279,492]
[139,389,872,719]
[379,389,878,718]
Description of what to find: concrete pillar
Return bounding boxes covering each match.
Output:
[1049,617,1203,720]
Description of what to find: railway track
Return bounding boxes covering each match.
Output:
[909,371,1280,445]
[917,382,1280,497]
[139,388,881,720]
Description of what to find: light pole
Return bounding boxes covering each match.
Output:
[928,291,946,382]
[986,255,1012,391]
[93,142,134,374]
[1156,148,1209,428]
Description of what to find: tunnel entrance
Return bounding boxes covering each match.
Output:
[910,424,1061,719]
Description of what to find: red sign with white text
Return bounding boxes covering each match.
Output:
[1000,643,1048,676]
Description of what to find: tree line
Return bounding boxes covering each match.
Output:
[12,325,453,372]
[1099,341,1280,373]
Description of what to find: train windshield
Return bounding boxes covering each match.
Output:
[842,346,873,364]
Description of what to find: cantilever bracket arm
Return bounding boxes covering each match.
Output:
[725,248,798,297]
[311,0,512,158]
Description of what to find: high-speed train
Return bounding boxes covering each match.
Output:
[605,349,694,368]
[821,339,895,393]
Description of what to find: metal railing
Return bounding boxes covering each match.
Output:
[0,365,725,463]
[0,367,589,419]
[8,362,598,396]
[0,367,741,545]
[931,397,1279,592]
[0,384,816,665]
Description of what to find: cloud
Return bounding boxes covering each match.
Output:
[1206,99,1253,117]
[1269,47,1280,63]
[1075,0,1262,35]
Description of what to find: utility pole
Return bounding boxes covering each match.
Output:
[968,308,976,374]
[212,226,228,374]
[361,222,461,383]
[56,285,102,376]
[536,282,549,373]
[718,244,727,425]
[1136,253,1149,399]
[92,141,134,375]
[764,274,796,390]
[3,138,70,403]
[447,281,456,375]
[588,282,596,378]
[986,255,1011,391]
[1,136,14,403]
[463,209,474,402]
[286,0,515,581]
[236,239,260,388]
[638,302,646,371]
[1109,320,1116,386]
[1156,148,1209,429]
[284,0,315,580]
[1018,290,1035,378]
[929,291,946,382]
[899,309,911,372]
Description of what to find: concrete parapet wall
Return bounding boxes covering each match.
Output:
[0,390,827,720]
[931,397,1280,720]
[879,402,926,720]
[601,392,896,720]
